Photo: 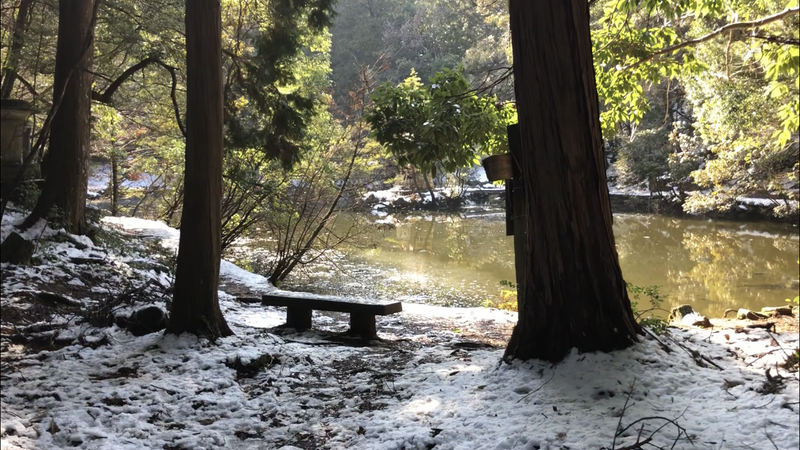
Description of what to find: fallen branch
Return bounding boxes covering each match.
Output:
[746,347,793,367]
[672,339,724,370]
[765,330,792,360]
[614,406,693,449]
[35,292,81,308]
[642,327,672,353]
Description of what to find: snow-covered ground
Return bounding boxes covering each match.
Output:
[1,211,798,450]
[86,164,163,199]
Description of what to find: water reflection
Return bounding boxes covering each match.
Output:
[614,216,799,317]
[279,212,799,317]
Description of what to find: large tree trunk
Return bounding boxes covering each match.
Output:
[504,0,641,362]
[24,0,94,235]
[167,0,232,338]
[0,0,35,99]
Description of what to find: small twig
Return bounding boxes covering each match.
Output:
[765,330,792,360]
[516,369,556,403]
[615,437,652,450]
[754,396,777,409]
[612,379,637,449]
[614,407,692,449]
[764,427,779,450]
[31,218,49,255]
[746,348,792,367]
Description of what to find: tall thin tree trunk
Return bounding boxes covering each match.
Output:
[422,172,438,207]
[0,0,34,99]
[504,0,640,362]
[167,0,232,338]
[24,0,95,235]
[110,151,119,216]
[408,166,424,201]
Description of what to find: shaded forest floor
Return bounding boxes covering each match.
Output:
[1,206,798,450]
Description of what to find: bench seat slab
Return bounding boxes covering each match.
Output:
[262,294,401,315]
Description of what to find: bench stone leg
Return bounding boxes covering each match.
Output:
[348,313,377,338]
[286,307,312,330]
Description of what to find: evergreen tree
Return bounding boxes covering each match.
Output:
[504,0,641,362]
[23,0,97,235]
[167,0,232,338]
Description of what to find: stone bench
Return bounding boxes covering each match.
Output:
[261,293,402,338]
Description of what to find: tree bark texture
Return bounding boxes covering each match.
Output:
[0,0,35,99]
[167,0,233,337]
[26,0,94,235]
[504,0,640,362]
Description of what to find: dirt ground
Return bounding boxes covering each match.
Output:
[706,313,799,335]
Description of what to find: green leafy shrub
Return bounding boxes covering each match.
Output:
[484,280,673,335]
[627,282,668,335]
[484,279,518,311]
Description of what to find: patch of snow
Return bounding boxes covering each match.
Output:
[219,261,276,295]
[1,215,798,450]
[87,164,110,198]
[739,197,799,210]
[102,216,180,249]
[374,216,395,225]
[363,186,405,203]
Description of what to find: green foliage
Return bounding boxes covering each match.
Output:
[615,128,672,191]
[328,0,509,106]
[787,295,800,305]
[14,179,41,211]
[223,0,337,168]
[483,280,671,334]
[680,65,798,215]
[627,282,668,334]
[483,279,517,311]
[593,0,799,216]
[365,67,516,178]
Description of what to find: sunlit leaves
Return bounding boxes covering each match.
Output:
[592,0,798,149]
[365,67,514,178]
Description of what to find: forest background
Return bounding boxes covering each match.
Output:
[1,0,798,280]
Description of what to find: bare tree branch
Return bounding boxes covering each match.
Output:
[91,56,186,137]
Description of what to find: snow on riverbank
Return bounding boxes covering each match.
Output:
[2,213,798,450]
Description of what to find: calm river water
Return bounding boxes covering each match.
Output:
[275,210,799,318]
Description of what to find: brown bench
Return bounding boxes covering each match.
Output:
[261,293,402,338]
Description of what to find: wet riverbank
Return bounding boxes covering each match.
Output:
[359,186,799,224]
